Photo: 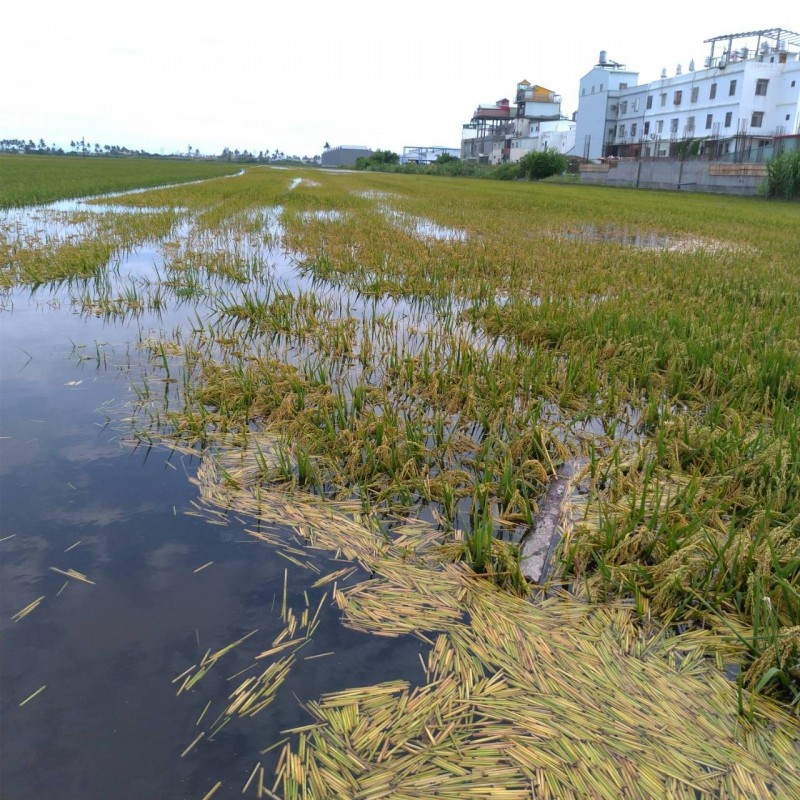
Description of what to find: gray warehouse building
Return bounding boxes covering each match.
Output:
[320,145,374,167]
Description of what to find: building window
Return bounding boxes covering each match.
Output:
[755,79,769,96]
[670,119,679,133]
[691,86,699,102]
[686,116,695,132]
[618,125,625,138]
[673,90,682,105]
[620,101,628,114]
[631,123,637,138]
[619,83,628,89]
[646,95,653,109]
[633,98,640,112]
[710,83,717,99]
[724,111,733,128]
[643,121,650,135]
[705,114,713,129]
[751,111,764,127]
[660,93,667,107]
[599,84,604,91]
[592,86,595,93]
[581,88,586,96]
[656,120,664,134]
[792,81,797,88]
[728,79,737,96]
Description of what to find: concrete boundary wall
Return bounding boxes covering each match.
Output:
[579,161,768,196]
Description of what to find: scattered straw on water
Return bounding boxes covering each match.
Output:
[48,566,96,585]
[12,595,45,622]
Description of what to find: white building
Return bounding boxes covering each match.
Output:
[400,146,460,165]
[461,81,575,164]
[575,28,800,161]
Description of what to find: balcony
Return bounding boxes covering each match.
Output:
[472,106,511,120]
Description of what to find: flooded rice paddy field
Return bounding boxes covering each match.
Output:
[1,167,799,798]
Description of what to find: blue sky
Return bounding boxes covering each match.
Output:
[2,2,792,157]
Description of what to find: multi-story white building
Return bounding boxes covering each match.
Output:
[509,82,576,162]
[575,28,800,161]
[461,81,575,164]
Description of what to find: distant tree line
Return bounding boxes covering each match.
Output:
[218,147,320,165]
[0,138,321,165]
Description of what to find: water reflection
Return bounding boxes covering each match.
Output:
[378,204,468,242]
[553,224,737,253]
[0,409,425,798]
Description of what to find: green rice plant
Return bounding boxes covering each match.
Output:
[764,149,800,200]
[0,153,241,208]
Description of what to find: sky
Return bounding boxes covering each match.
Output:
[3,2,796,157]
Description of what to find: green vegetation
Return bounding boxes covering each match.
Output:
[0,153,241,208]
[4,165,799,711]
[354,149,400,169]
[764,149,800,199]
[517,147,568,180]
[354,148,570,182]
[354,155,508,178]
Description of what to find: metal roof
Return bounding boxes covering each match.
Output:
[703,28,800,49]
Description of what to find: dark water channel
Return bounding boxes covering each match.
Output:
[0,199,427,799]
